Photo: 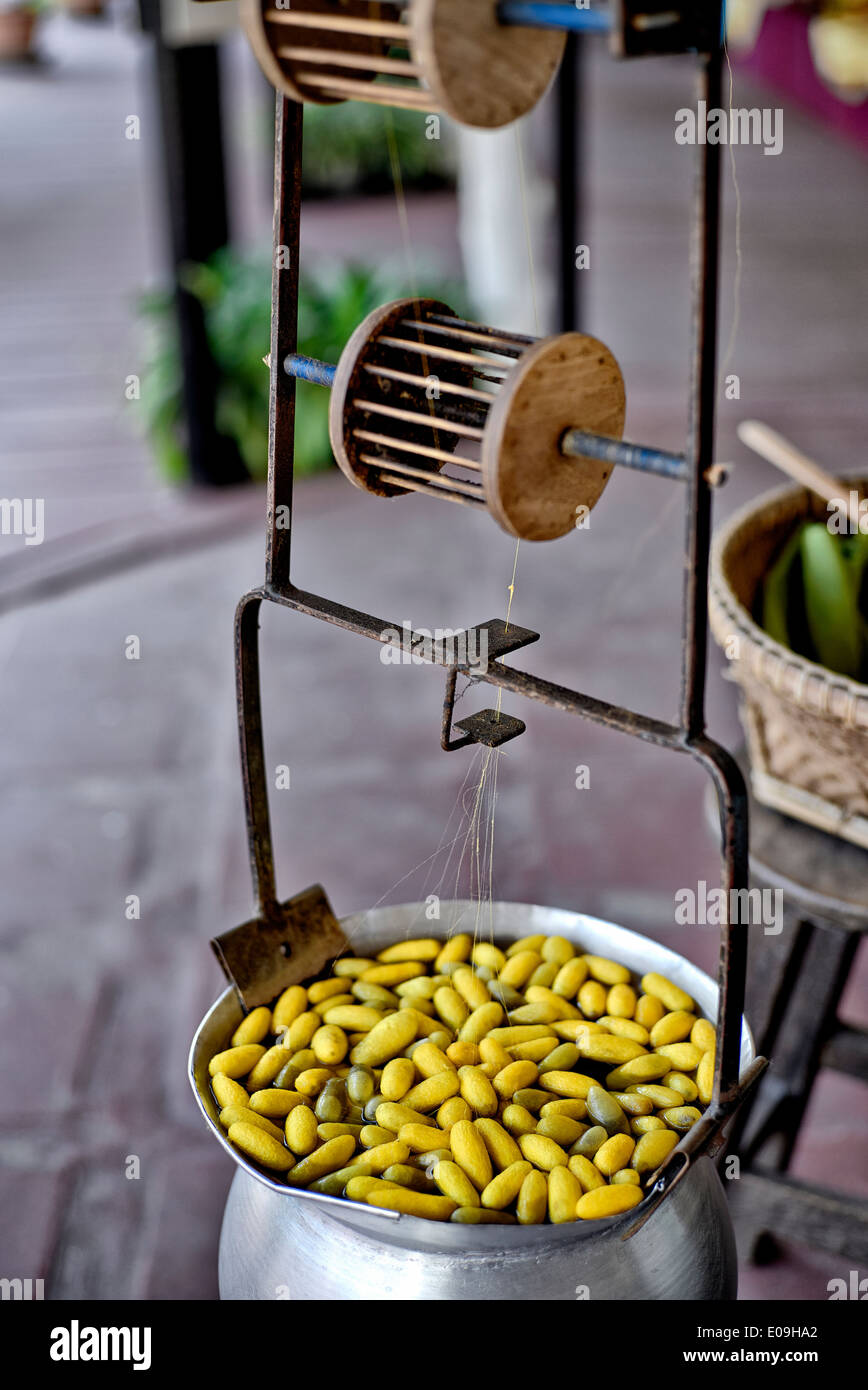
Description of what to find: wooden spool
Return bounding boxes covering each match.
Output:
[328,297,627,541]
[240,0,565,128]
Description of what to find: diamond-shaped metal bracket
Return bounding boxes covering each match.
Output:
[454,709,526,749]
[612,1,719,58]
[441,619,539,752]
[211,883,348,1010]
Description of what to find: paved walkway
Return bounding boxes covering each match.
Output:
[0,18,865,1299]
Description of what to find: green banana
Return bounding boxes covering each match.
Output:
[762,524,804,650]
[800,523,864,678]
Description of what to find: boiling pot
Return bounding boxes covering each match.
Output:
[190,900,753,1300]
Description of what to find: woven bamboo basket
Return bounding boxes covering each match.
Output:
[709,479,868,850]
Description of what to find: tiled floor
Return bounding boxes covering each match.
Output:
[0,17,865,1299]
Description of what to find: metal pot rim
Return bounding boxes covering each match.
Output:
[190,899,754,1251]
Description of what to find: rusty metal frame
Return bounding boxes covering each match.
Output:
[228,5,765,1222]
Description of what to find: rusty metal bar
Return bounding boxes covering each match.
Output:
[266,98,303,591]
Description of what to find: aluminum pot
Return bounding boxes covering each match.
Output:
[190,900,753,1301]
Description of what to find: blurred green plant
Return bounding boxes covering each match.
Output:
[302,103,456,198]
[138,248,465,484]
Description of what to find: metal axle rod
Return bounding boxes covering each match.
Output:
[283,351,688,483]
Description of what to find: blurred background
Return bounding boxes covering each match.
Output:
[1,0,866,1299]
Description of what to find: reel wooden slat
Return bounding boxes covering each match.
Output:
[241,0,566,128]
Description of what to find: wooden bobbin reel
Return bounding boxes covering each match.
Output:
[327,297,626,542]
[240,0,566,128]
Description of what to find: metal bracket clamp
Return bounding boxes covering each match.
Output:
[211,883,348,1010]
[611,1,720,57]
[440,619,539,751]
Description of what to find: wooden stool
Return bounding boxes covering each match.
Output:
[708,757,868,1266]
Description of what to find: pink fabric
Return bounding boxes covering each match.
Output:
[736,7,868,153]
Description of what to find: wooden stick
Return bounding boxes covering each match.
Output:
[428,313,537,346]
[264,11,409,41]
[351,398,485,440]
[369,466,486,506]
[354,429,482,468]
[361,362,495,405]
[294,73,430,107]
[377,336,510,372]
[398,318,528,357]
[275,46,419,78]
[359,454,483,497]
[738,421,864,532]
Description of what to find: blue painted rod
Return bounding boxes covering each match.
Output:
[496,2,612,34]
[283,353,337,388]
[282,353,687,483]
[562,429,687,481]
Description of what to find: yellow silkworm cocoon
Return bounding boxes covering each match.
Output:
[551,957,589,998]
[577,981,608,1019]
[350,1010,419,1067]
[413,1042,456,1078]
[576,1186,642,1219]
[538,1070,597,1099]
[228,1121,294,1171]
[272,984,308,1032]
[399,1122,450,1153]
[285,1104,319,1156]
[696,1048,716,1105]
[211,1074,249,1109]
[458,1065,499,1117]
[208,1044,266,1080]
[403,1071,460,1113]
[481,1160,532,1210]
[578,1035,647,1066]
[458,1001,504,1045]
[433,1159,480,1208]
[248,1089,307,1118]
[640,972,694,1014]
[498,951,542,988]
[231,1007,272,1047]
[449,1119,492,1191]
[567,1154,606,1192]
[606,984,638,1018]
[364,1188,457,1221]
[593,1133,635,1176]
[635,994,666,1029]
[285,1013,321,1052]
[582,954,631,986]
[474,1117,522,1171]
[433,987,468,1033]
[518,1133,568,1172]
[311,1024,348,1066]
[649,1010,696,1048]
[516,1168,548,1224]
[493,1059,539,1098]
[359,962,427,987]
[220,1106,283,1141]
[438,1096,472,1129]
[246,1046,294,1091]
[377,938,441,963]
[307,977,348,1005]
[380,1056,416,1102]
[434,934,472,971]
[541,936,575,965]
[605,1055,671,1090]
[548,1164,582,1223]
[452,967,491,1011]
[632,1128,678,1173]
